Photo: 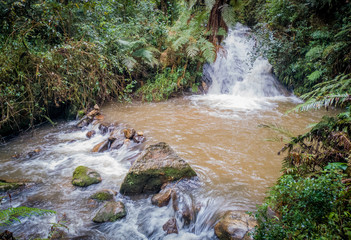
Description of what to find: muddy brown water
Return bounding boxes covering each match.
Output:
[0,95,335,239]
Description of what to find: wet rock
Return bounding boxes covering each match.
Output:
[123,128,136,139]
[93,104,100,111]
[110,137,125,150]
[76,117,91,128]
[72,166,102,187]
[99,123,109,135]
[133,134,146,144]
[162,218,178,235]
[26,148,42,158]
[0,230,15,240]
[86,130,96,139]
[120,142,197,195]
[94,115,105,122]
[92,140,109,153]
[90,189,116,202]
[93,201,126,223]
[214,211,257,240]
[0,180,24,192]
[87,109,99,118]
[151,188,172,207]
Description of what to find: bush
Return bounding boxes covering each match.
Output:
[254,169,351,240]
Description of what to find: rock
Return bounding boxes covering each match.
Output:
[76,117,92,128]
[110,137,125,150]
[72,166,102,187]
[0,180,24,192]
[0,230,15,240]
[86,130,96,139]
[87,109,99,118]
[214,211,257,240]
[99,123,109,135]
[94,115,104,121]
[151,188,172,207]
[93,201,126,223]
[162,218,178,235]
[90,190,116,201]
[92,140,109,153]
[123,128,136,139]
[133,134,146,144]
[120,142,197,195]
[27,148,41,158]
[137,131,144,136]
[94,104,100,110]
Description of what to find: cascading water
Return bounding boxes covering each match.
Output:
[198,24,294,111]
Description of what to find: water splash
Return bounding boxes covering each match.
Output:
[193,24,297,112]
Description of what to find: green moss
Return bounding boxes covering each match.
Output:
[72,166,101,187]
[0,181,23,192]
[90,191,114,201]
[120,166,197,195]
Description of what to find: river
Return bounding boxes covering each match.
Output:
[0,25,334,239]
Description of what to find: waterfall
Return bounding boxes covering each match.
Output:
[197,24,293,111]
[204,24,288,97]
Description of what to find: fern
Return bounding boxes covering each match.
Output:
[291,74,351,112]
[186,44,200,59]
[259,123,295,142]
[0,206,56,226]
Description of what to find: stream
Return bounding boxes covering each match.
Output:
[0,24,334,239]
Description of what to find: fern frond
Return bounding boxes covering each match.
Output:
[199,38,216,63]
[0,206,55,226]
[259,123,295,139]
[186,44,200,59]
[290,94,351,112]
[122,56,137,70]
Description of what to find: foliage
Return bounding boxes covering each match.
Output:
[278,110,351,175]
[254,168,351,240]
[0,206,55,226]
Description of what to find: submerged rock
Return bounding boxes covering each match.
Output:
[0,180,24,192]
[93,201,126,223]
[120,142,197,195]
[90,190,116,201]
[163,218,178,235]
[86,130,96,139]
[214,211,257,240]
[151,188,173,207]
[92,140,109,153]
[72,166,102,187]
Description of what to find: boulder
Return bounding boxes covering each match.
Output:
[119,142,196,195]
[214,211,257,240]
[162,218,178,235]
[93,201,126,223]
[0,180,24,192]
[72,166,102,187]
[151,188,173,207]
[90,190,116,201]
[123,128,136,139]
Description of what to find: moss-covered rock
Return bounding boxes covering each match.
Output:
[90,190,115,201]
[0,180,24,192]
[72,166,102,187]
[120,142,197,195]
[92,201,126,223]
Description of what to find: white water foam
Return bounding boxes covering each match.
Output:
[191,23,300,113]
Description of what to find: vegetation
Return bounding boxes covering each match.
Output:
[0,206,55,226]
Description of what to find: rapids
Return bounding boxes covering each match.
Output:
[0,24,335,239]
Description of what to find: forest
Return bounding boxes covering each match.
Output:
[0,0,350,239]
